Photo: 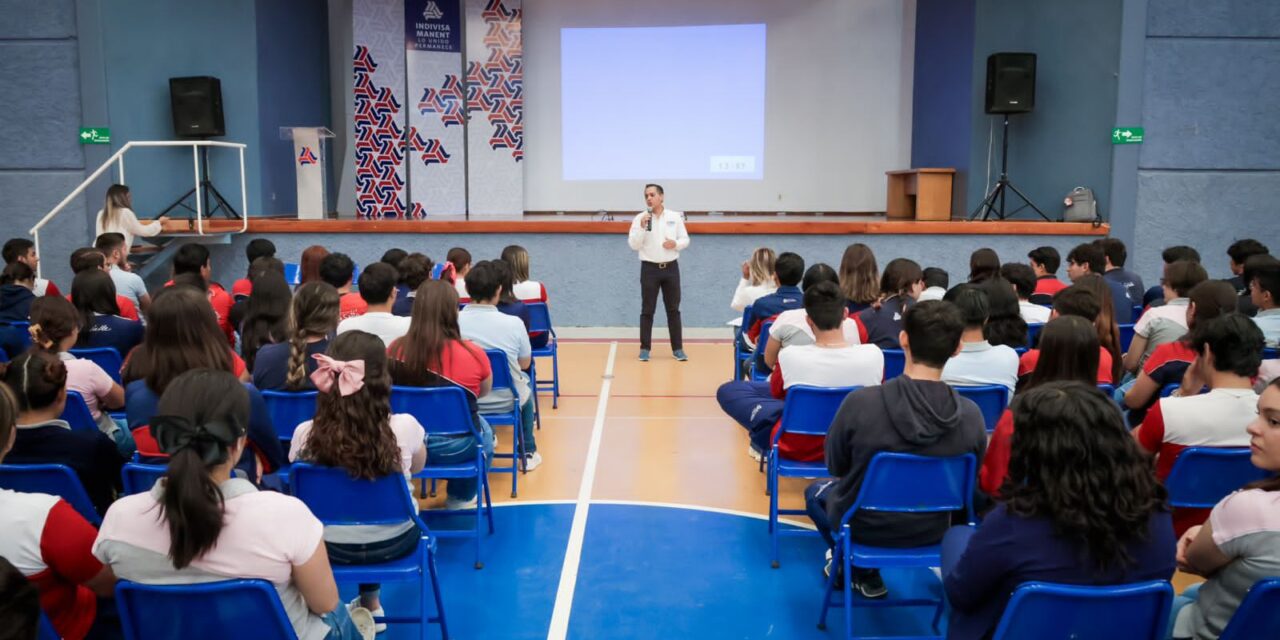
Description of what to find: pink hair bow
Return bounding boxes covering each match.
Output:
[310,354,366,396]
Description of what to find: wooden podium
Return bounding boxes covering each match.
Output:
[885,168,955,221]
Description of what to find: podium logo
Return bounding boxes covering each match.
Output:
[298,147,318,165]
[422,1,443,20]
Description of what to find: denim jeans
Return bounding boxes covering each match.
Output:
[1167,583,1202,640]
[425,415,494,501]
[321,601,365,640]
[109,417,136,459]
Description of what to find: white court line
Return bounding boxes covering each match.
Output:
[546,340,617,640]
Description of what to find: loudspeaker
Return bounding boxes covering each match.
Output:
[984,53,1036,115]
[169,76,225,138]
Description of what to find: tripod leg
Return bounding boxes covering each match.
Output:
[969,183,1001,221]
[1003,181,1052,221]
[205,182,242,219]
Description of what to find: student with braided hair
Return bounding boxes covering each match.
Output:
[253,282,340,391]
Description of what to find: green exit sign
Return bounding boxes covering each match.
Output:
[1112,127,1144,144]
[78,127,110,144]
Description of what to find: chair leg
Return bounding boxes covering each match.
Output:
[481,471,495,534]
[426,545,450,640]
[473,494,483,570]
[551,349,559,408]
[843,537,854,640]
[769,461,780,568]
[817,542,839,631]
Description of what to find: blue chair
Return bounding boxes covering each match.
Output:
[283,262,300,285]
[1026,322,1044,347]
[818,453,977,639]
[289,463,450,638]
[1119,323,1136,354]
[1165,447,1270,509]
[882,349,906,381]
[38,611,58,640]
[1219,577,1280,640]
[0,463,101,525]
[260,390,318,445]
[1132,304,1145,323]
[954,385,1009,433]
[749,321,774,381]
[732,304,754,381]
[480,349,526,497]
[0,320,31,358]
[69,347,124,384]
[121,461,167,495]
[768,385,857,568]
[59,390,100,433]
[526,302,559,408]
[991,580,1173,640]
[1098,383,1116,397]
[390,385,494,569]
[116,579,297,640]
[1264,347,1278,361]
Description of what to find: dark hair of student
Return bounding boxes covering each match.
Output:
[122,286,233,393]
[28,296,79,353]
[1190,313,1265,377]
[172,244,210,276]
[902,300,964,368]
[301,331,401,480]
[1052,285,1101,322]
[239,271,292,372]
[0,556,39,640]
[1185,280,1242,339]
[446,247,471,273]
[0,350,67,413]
[1163,260,1208,298]
[0,380,16,448]
[880,258,924,299]
[1004,382,1167,571]
[245,238,276,264]
[923,267,949,290]
[1,262,34,286]
[803,281,845,331]
[70,269,121,333]
[1067,243,1106,275]
[397,253,432,290]
[69,248,105,274]
[285,282,340,390]
[1074,275,1123,382]
[801,263,839,291]
[319,252,355,289]
[774,252,805,287]
[1094,238,1128,268]
[943,284,989,328]
[1,238,34,264]
[299,245,330,285]
[247,256,285,282]
[1024,316,1100,391]
[380,248,408,267]
[1027,246,1061,274]
[464,260,501,302]
[980,276,1029,348]
[172,272,209,293]
[493,259,519,304]
[389,280,484,375]
[838,243,879,305]
[1227,239,1269,266]
[93,232,127,255]
[1162,245,1201,265]
[1001,262,1037,300]
[1246,256,1280,303]
[968,248,1001,282]
[152,369,249,569]
[357,262,397,305]
[501,245,531,283]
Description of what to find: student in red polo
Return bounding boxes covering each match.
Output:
[168,243,235,346]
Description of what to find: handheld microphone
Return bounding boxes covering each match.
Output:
[645,207,652,231]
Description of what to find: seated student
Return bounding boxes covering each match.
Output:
[1002,262,1050,324]
[229,256,286,338]
[805,301,987,598]
[717,282,883,461]
[238,269,292,372]
[319,252,366,321]
[446,247,471,301]
[502,244,548,302]
[1144,246,1202,308]
[762,263,868,370]
[1,350,123,515]
[918,267,948,302]
[838,243,880,313]
[1169,377,1280,640]
[231,238,276,299]
[254,282,340,392]
[71,269,143,358]
[729,247,777,312]
[289,331,426,629]
[94,370,377,640]
[0,385,118,640]
[337,263,409,347]
[944,382,1175,640]
[1027,246,1068,305]
[1124,280,1239,426]
[388,280,495,508]
[1096,237,1146,310]
[1077,273,1127,383]
[1067,242,1133,323]
[94,232,151,313]
[0,262,36,322]
[391,253,432,317]
[69,247,139,321]
[858,257,925,350]
[979,276,1029,349]
[941,285,1019,394]
[493,259,532,331]
[298,244,330,286]
[380,248,408,270]
[1248,256,1280,346]
[968,248,1000,283]
[1018,285,1117,386]
[980,315,1101,494]
[742,252,805,346]
[459,261,541,470]
[169,243,235,345]
[1124,260,1209,373]
[1226,238,1268,317]
[1135,314,1264,535]
[2,237,59,297]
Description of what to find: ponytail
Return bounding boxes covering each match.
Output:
[28,297,79,354]
[159,446,225,569]
[285,282,340,390]
[285,330,309,390]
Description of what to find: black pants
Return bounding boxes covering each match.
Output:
[640,260,683,351]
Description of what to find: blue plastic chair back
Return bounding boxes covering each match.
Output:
[882,349,906,380]
[116,579,297,640]
[992,580,1172,640]
[390,385,475,437]
[1132,305,1144,323]
[777,386,856,437]
[59,390,100,433]
[1119,323,1136,354]
[1165,447,1270,509]
[69,347,124,384]
[844,453,976,525]
[0,320,32,357]
[121,462,167,496]
[485,349,520,397]
[283,262,300,285]
[1097,383,1116,396]
[289,462,422,528]
[1220,577,1280,640]
[527,302,553,334]
[260,390,318,442]
[0,463,101,525]
[1160,383,1180,397]
[954,385,1009,432]
[1264,347,1278,361]
[38,610,58,640]
[749,321,774,380]
[1026,322,1044,347]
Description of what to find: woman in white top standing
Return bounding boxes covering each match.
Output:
[730,247,777,312]
[95,185,168,262]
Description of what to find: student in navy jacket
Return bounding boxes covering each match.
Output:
[742,252,805,345]
[857,258,925,350]
[70,269,142,358]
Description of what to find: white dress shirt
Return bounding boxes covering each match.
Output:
[628,209,689,263]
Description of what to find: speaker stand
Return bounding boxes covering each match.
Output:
[159,146,242,221]
[969,114,1050,222]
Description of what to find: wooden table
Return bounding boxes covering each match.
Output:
[885,168,956,221]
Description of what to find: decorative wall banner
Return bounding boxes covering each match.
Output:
[406,0,467,216]
[353,0,408,219]
[464,0,523,217]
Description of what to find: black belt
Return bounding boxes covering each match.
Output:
[643,260,677,269]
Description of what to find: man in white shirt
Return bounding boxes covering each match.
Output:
[627,183,690,362]
[918,267,949,302]
[1,238,60,298]
[1123,260,1207,372]
[94,232,151,312]
[941,284,1019,394]
[337,262,409,346]
[1001,262,1050,324]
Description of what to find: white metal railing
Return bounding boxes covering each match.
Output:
[30,140,249,278]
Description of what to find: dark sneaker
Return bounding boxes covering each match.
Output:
[852,570,889,599]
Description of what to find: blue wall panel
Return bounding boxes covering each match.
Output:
[0,172,93,292]
[910,0,976,216]
[0,42,84,169]
[1148,0,1280,37]
[0,0,75,38]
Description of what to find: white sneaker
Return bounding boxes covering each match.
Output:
[348,596,386,634]
[523,451,543,471]
[747,444,765,463]
[346,603,377,639]
[445,495,479,510]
